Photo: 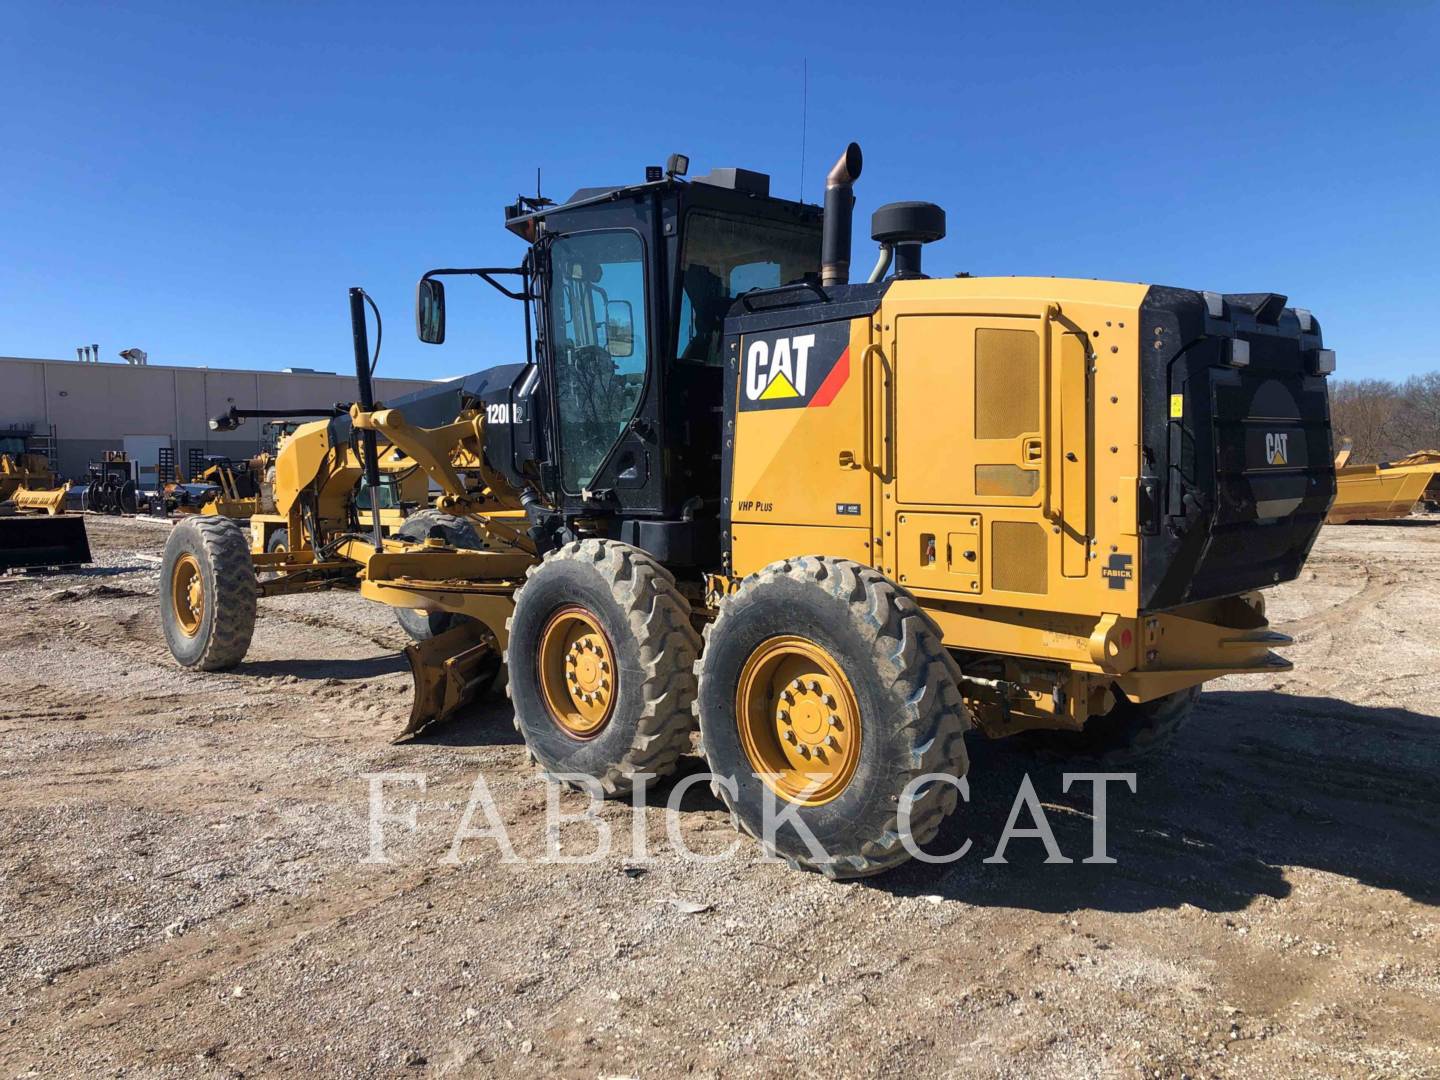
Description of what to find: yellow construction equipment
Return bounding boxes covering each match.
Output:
[0,438,91,569]
[12,484,70,516]
[159,144,1337,877]
[0,451,56,502]
[1328,443,1440,523]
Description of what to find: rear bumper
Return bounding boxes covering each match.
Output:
[1114,595,1291,702]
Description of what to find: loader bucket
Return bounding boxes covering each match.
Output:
[398,619,502,741]
[0,514,92,570]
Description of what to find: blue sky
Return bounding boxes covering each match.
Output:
[2,1,1437,381]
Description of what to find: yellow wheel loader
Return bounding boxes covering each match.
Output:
[159,145,1337,877]
[0,441,91,570]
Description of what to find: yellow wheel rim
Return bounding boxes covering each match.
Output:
[171,552,205,637]
[537,606,616,738]
[736,635,861,805]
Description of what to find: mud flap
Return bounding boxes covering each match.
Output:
[0,514,92,570]
[397,619,502,741]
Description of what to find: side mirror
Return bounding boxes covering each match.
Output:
[605,299,634,358]
[417,277,446,344]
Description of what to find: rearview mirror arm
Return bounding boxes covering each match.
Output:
[419,266,535,302]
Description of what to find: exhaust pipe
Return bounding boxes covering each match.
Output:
[820,143,863,287]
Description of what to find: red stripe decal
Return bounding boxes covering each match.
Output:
[808,345,850,407]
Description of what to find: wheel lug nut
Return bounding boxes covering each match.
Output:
[778,709,791,724]
[822,694,836,708]
[825,735,840,750]
[797,745,811,759]
[828,714,842,729]
[806,679,821,694]
[783,730,797,745]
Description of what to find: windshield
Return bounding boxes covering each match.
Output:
[676,211,821,365]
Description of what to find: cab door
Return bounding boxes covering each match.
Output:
[543,228,658,506]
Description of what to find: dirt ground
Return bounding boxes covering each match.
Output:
[1,514,1438,1079]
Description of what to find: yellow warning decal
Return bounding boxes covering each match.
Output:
[759,371,800,400]
[1169,394,1184,419]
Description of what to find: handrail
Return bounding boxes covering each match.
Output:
[860,342,885,475]
[1040,303,1062,523]
[738,280,830,313]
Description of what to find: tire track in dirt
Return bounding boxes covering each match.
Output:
[18,867,441,1037]
[258,605,409,653]
[1272,561,1399,640]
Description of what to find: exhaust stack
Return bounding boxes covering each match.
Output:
[820,143,863,287]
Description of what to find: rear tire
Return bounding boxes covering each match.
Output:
[695,557,971,879]
[160,516,256,670]
[505,539,701,796]
[394,510,484,642]
[1018,685,1201,763]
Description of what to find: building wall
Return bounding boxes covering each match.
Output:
[0,356,443,481]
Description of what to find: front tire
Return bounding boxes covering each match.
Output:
[160,516,257,670]
[696,557,970,879]
[505,540,701,796]
[394,510,484,641]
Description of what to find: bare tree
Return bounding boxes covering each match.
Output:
[1394,373,1440,453]
[1329,379,1406,463]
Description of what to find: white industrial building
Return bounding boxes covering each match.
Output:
[0,354,440,483]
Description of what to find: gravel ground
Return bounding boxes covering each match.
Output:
[1,514,1438,1078]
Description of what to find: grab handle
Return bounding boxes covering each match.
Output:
[860,342,885,475]
[1039,303,1062,522]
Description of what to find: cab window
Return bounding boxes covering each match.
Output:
[676,212,821,365]
[548,230,648,491]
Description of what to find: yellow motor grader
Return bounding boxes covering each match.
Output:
[159,145,1336,877]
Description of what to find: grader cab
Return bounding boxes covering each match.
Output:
[159,144,1336,877]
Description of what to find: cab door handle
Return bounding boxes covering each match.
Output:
[1023,437,1043,463]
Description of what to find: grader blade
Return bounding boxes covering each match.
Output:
[398,620,501,741]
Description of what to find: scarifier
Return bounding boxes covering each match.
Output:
[158,145,1337,876]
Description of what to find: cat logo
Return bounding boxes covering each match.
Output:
[737,324,851,413]
[1265,432,1289,466]
[745,334,816,401]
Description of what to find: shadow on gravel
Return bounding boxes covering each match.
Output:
[238,655,408,680]
[410,696,527,748]
[1339,518,1440,527]
[11,564,146,579]
[867,690,1440,913]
